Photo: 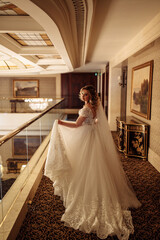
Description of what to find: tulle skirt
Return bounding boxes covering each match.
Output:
[44,120,141,240]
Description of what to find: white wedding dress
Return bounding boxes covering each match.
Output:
[44,104,141,240]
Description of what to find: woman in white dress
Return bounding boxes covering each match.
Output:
[44,85,141,240]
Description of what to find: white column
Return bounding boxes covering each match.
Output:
[55,74,61,98]
[108,66,121,131]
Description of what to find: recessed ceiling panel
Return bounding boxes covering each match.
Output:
[0,0,28,16]
[7,33,53,46]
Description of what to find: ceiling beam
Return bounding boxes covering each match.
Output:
[19,46,58,55]
[0,16,45,33]
[37,59,65,65]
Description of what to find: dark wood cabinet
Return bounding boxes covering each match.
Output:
[7,158,28,173]
[116,116,149,160]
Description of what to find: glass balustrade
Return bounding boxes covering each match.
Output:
[0,98,65,226]
[0,97,63,113]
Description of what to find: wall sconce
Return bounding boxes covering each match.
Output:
[118,75,127,87]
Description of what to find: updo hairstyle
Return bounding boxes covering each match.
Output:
[79,85,99,110]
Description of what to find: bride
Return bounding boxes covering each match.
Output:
[44,85,141,240]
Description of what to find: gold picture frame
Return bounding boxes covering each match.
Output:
[13,79,39,98]
[12,136,42,158]
[130,60,153,119]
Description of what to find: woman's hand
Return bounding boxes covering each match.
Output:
[58,119,62,125]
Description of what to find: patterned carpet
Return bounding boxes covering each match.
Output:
[16,132,160,240]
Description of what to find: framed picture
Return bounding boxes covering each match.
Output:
[12,136,42,158]
[13,79,39,98]
[130,60,153,119]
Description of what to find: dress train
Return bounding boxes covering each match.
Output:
[44,104,141,239]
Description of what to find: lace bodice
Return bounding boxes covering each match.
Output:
[79,106,95,125]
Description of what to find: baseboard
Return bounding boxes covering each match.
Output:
[148,148,160,172]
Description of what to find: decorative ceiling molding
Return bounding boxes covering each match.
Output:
[0,3,66,73]
[71,0,85,64]
[29,0,94,67]
[4,0,94,72]
[9,0,74,71]
[30,0,81,67]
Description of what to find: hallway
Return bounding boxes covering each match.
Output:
[16,133,160,240]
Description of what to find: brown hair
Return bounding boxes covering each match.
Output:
[79,85,99,110]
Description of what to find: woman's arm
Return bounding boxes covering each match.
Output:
[58,116,86,128]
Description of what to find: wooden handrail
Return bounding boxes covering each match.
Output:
[0,98,64,146]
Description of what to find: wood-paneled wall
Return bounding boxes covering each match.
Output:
[61,73,97,108]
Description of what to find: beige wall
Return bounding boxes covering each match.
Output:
[108,67,121,130]
[127,38,160,171]
[0,75,61,98]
